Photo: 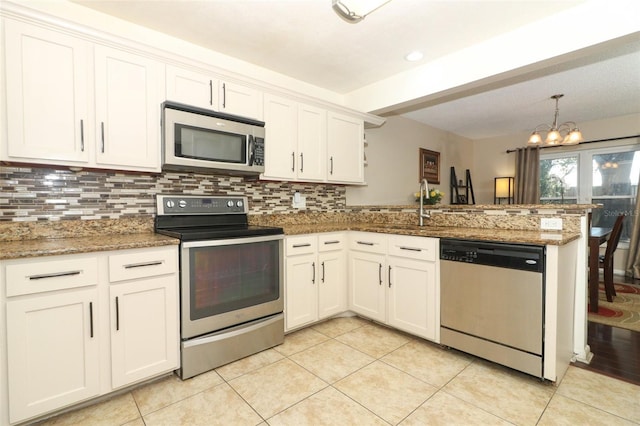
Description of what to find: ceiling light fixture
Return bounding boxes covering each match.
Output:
[405,51,424,62]
[527,94,584,146]
[332,0,392,23]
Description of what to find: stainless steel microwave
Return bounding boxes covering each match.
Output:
[162,101,265,176]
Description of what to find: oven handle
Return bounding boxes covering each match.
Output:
[182,314,284,348]
[182,234,284,248]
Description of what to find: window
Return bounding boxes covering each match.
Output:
[540,145,639,242]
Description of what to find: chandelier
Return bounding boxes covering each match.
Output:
[527,94,584,146]
[332,0,392,23]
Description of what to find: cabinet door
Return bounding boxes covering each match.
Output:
[285,253,318,331]
[348,251,386,323]
[318,249,347,319]
[110,275,179,389]
[166,65,218,110]
[6,289,100,423]
[263,94,298,180]
[388,257,437,340]
[297,104,326,181]
[327,112,364,184]
[4,20,90,164]
[94,45,162,171]
[219,81,262,120]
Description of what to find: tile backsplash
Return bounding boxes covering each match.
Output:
[0,166,347,221]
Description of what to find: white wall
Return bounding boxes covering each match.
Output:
[346,115,473,206]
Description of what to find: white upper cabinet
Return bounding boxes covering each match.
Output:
[166,65,218,110]
[262,94,298,180]
[327,112,365,184]
[2,20,163,172]
[297,103,327,181]
[219,81,263,120]
[94,46,162,171]
[3,20,90,164]
[262,93,325,182]
[165,65,262,120]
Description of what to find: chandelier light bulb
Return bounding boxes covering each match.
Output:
[528,132,542,145]
[545,129,562,145]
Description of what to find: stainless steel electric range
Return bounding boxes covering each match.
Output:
[155,194,284,379]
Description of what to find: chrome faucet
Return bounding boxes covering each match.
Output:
[419,178,430,226]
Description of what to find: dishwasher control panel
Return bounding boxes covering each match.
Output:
[440,248,477,262]
[440,238,544,273]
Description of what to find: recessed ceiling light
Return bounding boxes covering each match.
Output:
[405,51,423,62]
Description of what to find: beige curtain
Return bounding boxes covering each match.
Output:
[625,172,640,278]
[514,147,540,204]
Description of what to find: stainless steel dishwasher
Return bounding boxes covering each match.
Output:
[440,238,545,378]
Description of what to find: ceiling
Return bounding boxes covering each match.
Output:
[71,0,640,140]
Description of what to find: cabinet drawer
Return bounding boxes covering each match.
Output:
[286,235,317,256]
[388,235,437,261]
[109,247,177,283]
[349,232,387,254]
[318,233,345,252]
[6,255,99,297]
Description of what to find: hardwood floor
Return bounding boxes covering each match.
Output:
[575,322,640,385]
[573,275,640,386]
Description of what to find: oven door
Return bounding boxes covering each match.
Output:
[180,234,284,339]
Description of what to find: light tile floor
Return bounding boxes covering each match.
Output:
[36,316,640,425]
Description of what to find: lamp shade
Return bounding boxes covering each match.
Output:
[494,177,514,204]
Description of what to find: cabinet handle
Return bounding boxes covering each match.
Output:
[222,83,226,108]
[321,261,325,283]
[312,262,316,284]
[28,270,81,280]
[292,243,311,248]
[115,296,120,331]
[399,246,422,252]
[323,240,340,245]
[357,241,374,246]
[291,152,295,172]
[209,80,213,105]
[80,119,85,152]
[89,302,94,338]
[388,266,392,288]
[378,263,382,286]
[100,122,105,153]
[300,152,304,172]
[124,261,163,269]
[330,156,334,175]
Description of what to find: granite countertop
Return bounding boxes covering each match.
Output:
[0,233,179,261]
[0,208,583,261]
[280,223,579,246]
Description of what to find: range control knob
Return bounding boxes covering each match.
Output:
[227,200,235,208]
[236,200,244,208]
[166,200,175,208]
[178,200,187,208]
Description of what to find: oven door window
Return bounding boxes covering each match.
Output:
[176,124,246,164]
[188,240,280,320]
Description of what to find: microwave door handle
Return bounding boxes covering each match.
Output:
[248,135,255,166]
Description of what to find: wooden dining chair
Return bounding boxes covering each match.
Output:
[599,214,625,302]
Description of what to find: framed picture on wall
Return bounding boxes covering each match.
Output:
[419,148,440,184]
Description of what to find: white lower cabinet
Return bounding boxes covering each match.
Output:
[348,232,439,341]
[6,287,101,423]
[2,246,179,424]
[285,233,346,331]
[387,257,438,340]
[109,276,178,388]
[348,232,388,323]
